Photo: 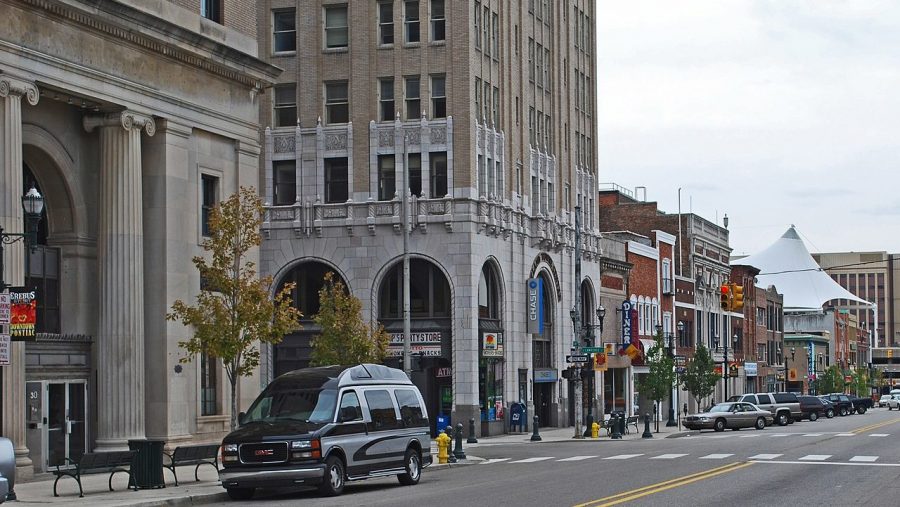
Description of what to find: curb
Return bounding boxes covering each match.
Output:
[119,491,229,507]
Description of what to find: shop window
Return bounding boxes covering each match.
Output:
[324,157,348,203]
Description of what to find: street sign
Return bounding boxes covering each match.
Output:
[0,334,10,366]
[0,293,9,324]
[674,355,686,367]
[581,347,604,354]
[566,354,589,363]
[675,367,686,374]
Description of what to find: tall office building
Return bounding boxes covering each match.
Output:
[255,1,605,434]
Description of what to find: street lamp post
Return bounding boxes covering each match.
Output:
[571,304,605,437]
[1,186,45,291]
[667,323,682,427]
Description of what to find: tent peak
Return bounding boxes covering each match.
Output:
[781,226,800,240]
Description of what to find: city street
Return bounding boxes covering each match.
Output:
[214,409,900,506]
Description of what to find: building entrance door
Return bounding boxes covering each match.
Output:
[43,381,87,470]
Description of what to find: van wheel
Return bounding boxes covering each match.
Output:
[755,417,766,430]
[776,412,789,426]
[809,411,818,422]
[226,488,255,501]
[826,408,835,418]
[714,418,726,432]
[319,455,345,497]
[398,448,422,486]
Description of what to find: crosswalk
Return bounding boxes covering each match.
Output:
[476,452,900,466]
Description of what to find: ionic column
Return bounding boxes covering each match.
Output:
[84,111,155,451]
[0,73,38,480]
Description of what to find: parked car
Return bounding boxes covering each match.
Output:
[878,394,894,408]
[728,392,800,426]
[796,395,826,421]
[886,396,900,411]
[218,364,432,500]
[819,398,836,418]
[821,394,854,416]
[684,402,773,432]
[849,395,873,414]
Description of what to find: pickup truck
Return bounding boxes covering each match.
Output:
[849,395,873,414]
[821,394,854,416]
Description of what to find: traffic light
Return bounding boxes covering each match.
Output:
[731,284,744,311]
[720,284,731,311]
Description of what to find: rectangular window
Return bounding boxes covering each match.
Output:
[273,10,296,53]
[483,6,490,56]
[378,155,396,201]
[378,1,394,45]
[495,160,503,198]
[273,160,296,206]
[325,81,349,124]
[405,1,420,43]
[430,152,447,198]
[477,155,486,197]
[408,153,422,197]
[201,174,218,237]
[544,48,551,89]
[528,38,535,82]
[474,78,482,121]
[431,75,446,118]
[431,0,445,42]
[535,43,543,89]
[483,81,491,124]
[531,175,539,212]
[324,5,349,49]
[365,390,400,431]
[528,107,535,145]
[200,0,221,23]
[492,12,499,56]
[26,246,60,334]
[486,157,494,196]
[405,76,421,119]
[379,78,395,121]
[474,2,481,49]
[324,157,348,203]
[200,353,218,416]
[492,86,500,128]
[547,181,554,213]
[273,84,297,128]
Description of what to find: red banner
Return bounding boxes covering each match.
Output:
[9,288,37,340]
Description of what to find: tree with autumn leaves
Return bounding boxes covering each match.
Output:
[168,187,301,430]
[310,272,389,366]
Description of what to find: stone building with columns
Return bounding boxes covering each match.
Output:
[255,0,608,436]
[0,0,279,478]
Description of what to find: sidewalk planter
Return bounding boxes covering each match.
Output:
[128,439,166,489]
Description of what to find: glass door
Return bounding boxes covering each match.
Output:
[44,381,87,469]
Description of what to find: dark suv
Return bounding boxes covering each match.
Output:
[796,395,826,421]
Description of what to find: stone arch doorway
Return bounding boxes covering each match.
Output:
[478,259,505,434]
[273,260,350,377]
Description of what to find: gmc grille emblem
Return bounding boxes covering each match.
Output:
[254,449,275,456]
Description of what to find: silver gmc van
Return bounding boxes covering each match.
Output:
[219,364,432,500]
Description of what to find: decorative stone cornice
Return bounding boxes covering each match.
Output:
[84,111,156,136]
[0,74,39,106]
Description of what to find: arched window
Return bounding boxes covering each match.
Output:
[533,271,554,369]
[278,261,342,319]
[479,263,501,319]
[379,259,450,319]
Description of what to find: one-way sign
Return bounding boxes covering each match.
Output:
[566,354,589,363]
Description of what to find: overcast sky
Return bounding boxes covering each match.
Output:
[596,0,900,256]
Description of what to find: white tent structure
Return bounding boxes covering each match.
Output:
[731,226,874,312]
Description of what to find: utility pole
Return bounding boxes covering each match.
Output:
[573,206,583,439]
[402,134,411,375]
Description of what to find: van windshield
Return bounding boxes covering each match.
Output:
[244,388,338,424]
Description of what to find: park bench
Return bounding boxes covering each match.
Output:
[53,450,137,498]
[162,444,220,486]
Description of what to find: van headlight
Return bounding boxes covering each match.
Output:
[223,444,238,453]
[291,440,312,449]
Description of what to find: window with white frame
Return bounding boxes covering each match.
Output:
[431,0,445,42]
[431,75,446,118]
[405,76,420,119]
[325,81,349,124]
[273,9,296,53]
[324,5,349,49]
[378,1,394,45]
[324,157,348,203]
[405,1,420,43]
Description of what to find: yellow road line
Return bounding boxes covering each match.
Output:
[573,461,753,507]
[851,417,900,434]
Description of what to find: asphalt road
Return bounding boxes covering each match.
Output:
[210,407,900,506]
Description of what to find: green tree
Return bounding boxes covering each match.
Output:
[168,187,301,430]
[850,368,868,397]
[818,365,845,395]
[636,331,676,422]
[872,367,884,394]
[310,272,389,366]
[680,343,719,411]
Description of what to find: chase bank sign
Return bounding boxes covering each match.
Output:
[526,278,544,335]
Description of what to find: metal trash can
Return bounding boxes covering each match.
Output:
[128,439,165,489]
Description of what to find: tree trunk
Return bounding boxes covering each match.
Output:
[230,375,239,431]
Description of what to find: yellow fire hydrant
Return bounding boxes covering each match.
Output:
[591,421,600,439]
[436,430,452,464]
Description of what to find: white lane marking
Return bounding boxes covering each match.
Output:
[603,454,643,460]
[700,454,734,459]
[770,434,791,437]
[650,454,689,460]
[802,433,823,437]
[869,433,889,437]
[738,434,760,438]
[749,454,783,460]
[799,455,831,461]
[836,433,855,437]
[479,458,510,465]
[509,457,555,463]
[849,456,879,462]
[751,460,900,468]
[556,455,598,462]
[708,435,730,439]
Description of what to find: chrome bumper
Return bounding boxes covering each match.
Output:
[219,464,326,489]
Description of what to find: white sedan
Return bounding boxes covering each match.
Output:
[886,396,900,411]
[878,394,894,408]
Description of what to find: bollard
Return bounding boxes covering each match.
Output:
[530,415,542,441]
[642,412,653,439]
[610,414,622,439]
[444,427,457,463]
[467,418,478,444]
[453,423,467,460]
[618,413,626,437]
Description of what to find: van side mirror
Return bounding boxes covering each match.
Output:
[339,406,359,422]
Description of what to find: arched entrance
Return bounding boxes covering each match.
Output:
[377,258,452,435]
[478,260,504,435]
[273,260,349,376]
[533,270,555,426]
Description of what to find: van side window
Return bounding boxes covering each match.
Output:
[339,391,362,422]
[394,389,427,427]
[364,390,400,430]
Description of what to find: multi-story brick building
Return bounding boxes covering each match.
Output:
[730,264,785,393]
[255,1,604,435]
[0,0,279,479]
